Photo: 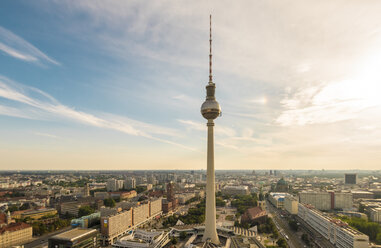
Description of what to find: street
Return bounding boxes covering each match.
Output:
[266,200,304,248]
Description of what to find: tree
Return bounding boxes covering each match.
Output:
[8,205,19,212]
[171,237,178,244]
[359,204,365,213]
[104,198,116,207]
[180,231,187,240]
[376,233,381,245]
[136,186,146,194]
[277,238,288,248]
[302,233,310,246]
[216,197,226,207]
[78,206,95,217]
[288,219,298,231]
[19,203,30,210]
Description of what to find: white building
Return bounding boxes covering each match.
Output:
[284,195,298,215]
[112,229,170,248]
[221,185,249,196]
[299,191,331,210]
[268,192,288,209]
[298,203,369,248]
[369,207,381,223]
[299,191,353,211]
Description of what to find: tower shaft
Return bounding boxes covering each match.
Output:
[202,119,220,244]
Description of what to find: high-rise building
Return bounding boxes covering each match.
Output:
[200,15,221,245]
[299,191,353,210]
[84,183,90,197]
[117,180,124,190]
[148,175,157,185]
[345,173,357,184]
[124,177,136,189]
[166,182,175,202]
[106,178,118,192]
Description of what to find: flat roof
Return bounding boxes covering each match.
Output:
[51,228,97,241]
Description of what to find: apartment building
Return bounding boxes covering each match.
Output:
[100,198,163,245]
[298,203,369,248]
[299,191,353,211]
[0,222,33,248]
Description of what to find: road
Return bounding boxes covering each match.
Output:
[24,226,72,248]
[266,201,303,248]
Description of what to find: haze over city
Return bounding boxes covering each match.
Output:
[1,0,381,170]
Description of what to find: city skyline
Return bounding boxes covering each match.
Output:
[1,1,381,170]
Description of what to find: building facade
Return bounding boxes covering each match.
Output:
[0,222,33,248]
[124,178,136,190]
[101,199,163,245]
[48,228,99,248]
[298,203,369,248]
[284,195,298,215]
[345,174,357,185]
[268,192,288,209]
[221,185,249,196]
[299,191,353,211]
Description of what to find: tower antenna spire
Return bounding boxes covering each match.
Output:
[209,14,213,84]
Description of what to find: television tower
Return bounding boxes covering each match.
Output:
[201,15,221,245]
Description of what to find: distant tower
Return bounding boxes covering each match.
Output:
[167,181,175,202]
[201,15,221,245]
[345,173,357,184]
[84,183,90,197]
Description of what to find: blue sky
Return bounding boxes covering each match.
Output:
[1,1,381,170]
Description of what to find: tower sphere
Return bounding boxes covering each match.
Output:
[201,82,221,119]
[201,96,221,120]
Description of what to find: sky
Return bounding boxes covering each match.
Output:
[0,0,381,170]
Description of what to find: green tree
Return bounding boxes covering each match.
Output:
[288,219,298,231]
[171,237,178,244]
[180,231,187,240]
[8,205,19,212]
[136,186,146,194]
[104,198,116,207]
[302,233,310,246]
[78,205,95,217]
[231,194,258,214]
[376,233,381,245]
[277,238,288,248]
[216,197,226,207]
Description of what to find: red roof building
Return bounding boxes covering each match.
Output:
[241,206,268,225]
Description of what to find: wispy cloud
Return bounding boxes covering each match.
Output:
[0,76,194,151]
[0,26,60,65]
[34,132,60,139]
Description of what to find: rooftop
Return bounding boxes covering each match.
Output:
[51,228,97,241]
[0,222,31,234]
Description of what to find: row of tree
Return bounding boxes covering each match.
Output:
[32,218,70,236]
[340,216,381,244]
[231,194,258,215]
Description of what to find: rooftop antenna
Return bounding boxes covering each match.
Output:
[209,14,213,84]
